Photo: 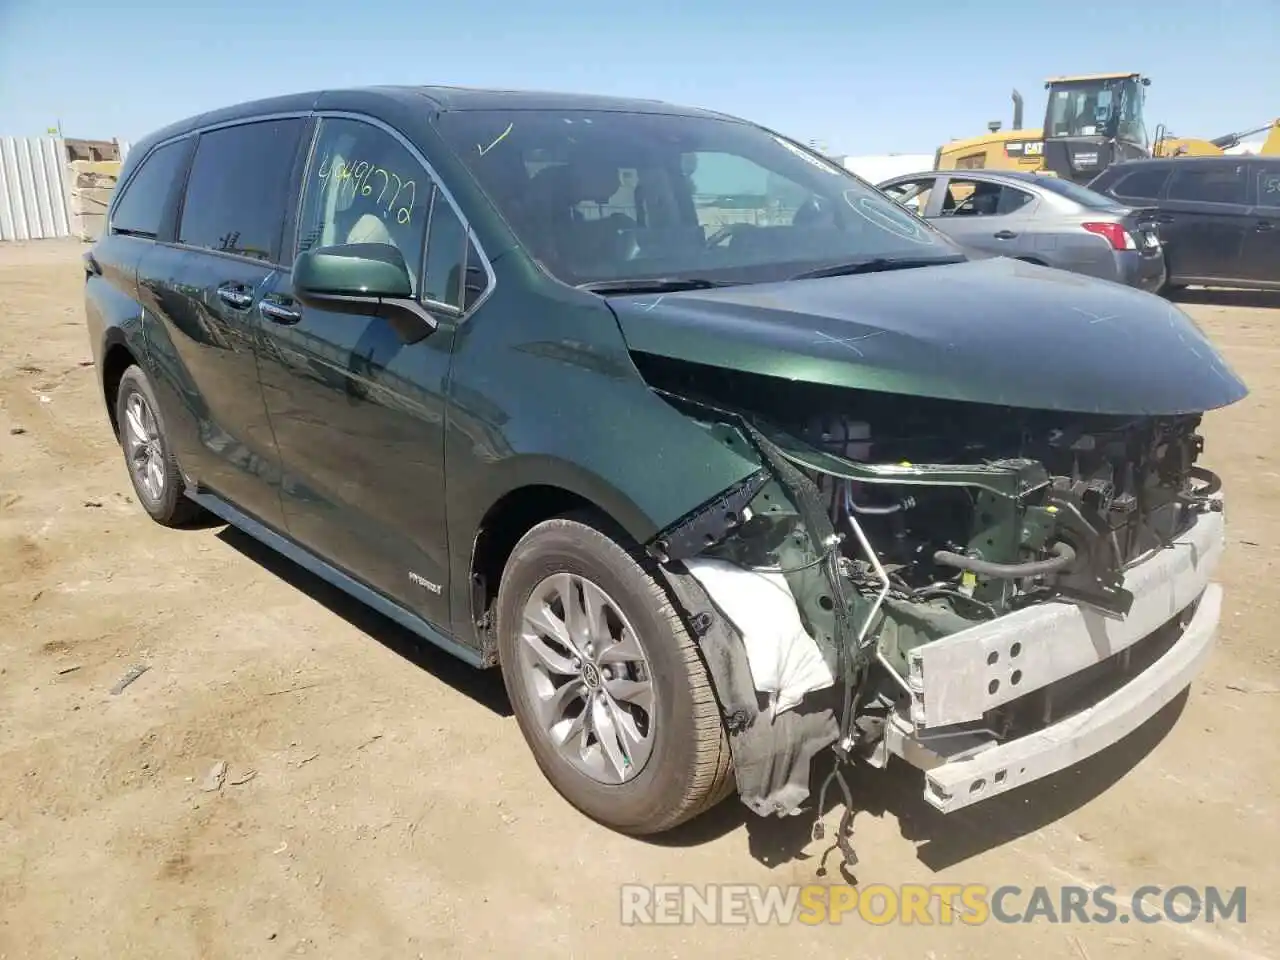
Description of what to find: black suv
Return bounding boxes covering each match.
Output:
[1089,155,1280,292]
[86,86,1245,842]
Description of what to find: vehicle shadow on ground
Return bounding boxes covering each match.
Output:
[181,510,233,530]
[214,525,513,717]
[651,691,1188,877]
[1170,288,1280,310]
[208,517,1187,874]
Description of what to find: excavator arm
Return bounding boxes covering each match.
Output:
[1154,120,1280,157]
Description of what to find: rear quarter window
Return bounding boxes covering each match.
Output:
[110,138,192,238]
[997,185,1034,214]
[1108,166,1170,202]
[1032,177,1126,211]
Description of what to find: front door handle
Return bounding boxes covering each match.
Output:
[1256,220,1275,232]
[260,298,302,324]
[216,283,254,310]
[993,230,1018,240]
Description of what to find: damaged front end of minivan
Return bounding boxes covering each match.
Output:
[608,267,1247,859]
[643,370,1229,843]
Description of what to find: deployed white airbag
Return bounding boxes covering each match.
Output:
[683,557,835,717]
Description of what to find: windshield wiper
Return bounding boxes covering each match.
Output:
[576,277,731,294]
[789,255,966,281]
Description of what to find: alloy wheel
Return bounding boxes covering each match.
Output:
[123,391,166,502]
[517,572,657,784]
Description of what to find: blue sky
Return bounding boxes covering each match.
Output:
[1,0,1275,154]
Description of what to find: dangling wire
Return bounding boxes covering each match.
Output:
[812,762,859,875]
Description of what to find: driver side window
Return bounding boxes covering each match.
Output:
[882,178,936,215]
[684,151,810,235]
[296,118,431,292]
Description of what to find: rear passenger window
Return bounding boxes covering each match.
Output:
[179,118,306,262]
[1258,168,1280,209]
[111,138,191,238]
[1166,164,1248,205]
[997,186,1034,215]
[1111,167,1170,201]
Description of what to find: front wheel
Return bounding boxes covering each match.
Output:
[496,512,733,834]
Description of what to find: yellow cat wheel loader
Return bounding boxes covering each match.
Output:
[935,72,1154,183]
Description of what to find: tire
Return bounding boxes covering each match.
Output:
[1159,256,1185,297]
[496,511,734,834]
[114,364,202,527]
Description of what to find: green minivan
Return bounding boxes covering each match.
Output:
[85,85,1246,844]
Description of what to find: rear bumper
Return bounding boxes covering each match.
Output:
[887,504,1225,813]
[1116,248,1166,292]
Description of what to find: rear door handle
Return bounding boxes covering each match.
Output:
[1257,220,1275,232]
[1155,214,1175,224]
[993,230,1018,240]
[260,298,302,324]
[216,283,254,310]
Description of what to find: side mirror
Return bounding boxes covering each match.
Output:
[291,242,438,342]
[293,242,413,302]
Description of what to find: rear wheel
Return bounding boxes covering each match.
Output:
[496,512,733,834]
[1159,255,1185,297]
[114,365,202,527]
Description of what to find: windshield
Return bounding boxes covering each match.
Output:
[435,109,959,286]
[1032,176,1129,211]
[1045,78,1147,147]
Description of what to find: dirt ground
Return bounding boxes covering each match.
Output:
[1,238,1277,960]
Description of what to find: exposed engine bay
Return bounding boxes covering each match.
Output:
[636,356,1225,853]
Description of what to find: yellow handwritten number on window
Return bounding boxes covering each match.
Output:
[316,151,416,225]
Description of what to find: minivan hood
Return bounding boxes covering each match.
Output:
[610,256,1247,415]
